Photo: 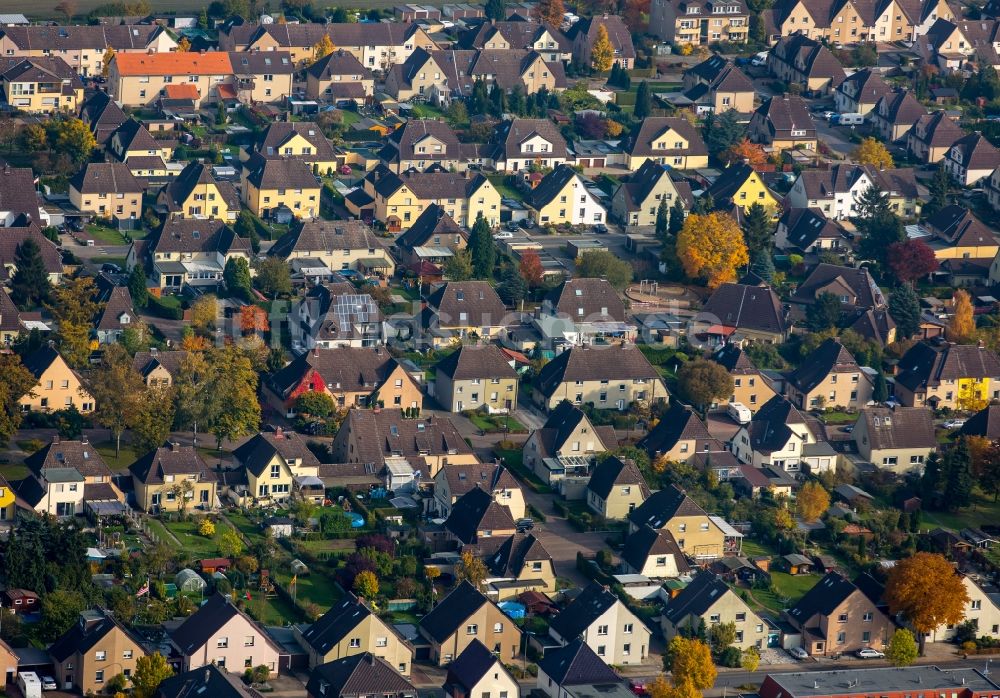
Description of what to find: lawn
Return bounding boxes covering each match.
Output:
[0,464,29,481]
[467,412,527,433]
[161,518,228,558]
[95,441,141,471]
[245,593,305,625]
[771,571,821,604]
[819,411,859,425]
[337,109,362,127]
[410,103,446,120]
[487,175,523,200]
[494,448,552,493]
[272,567,342,608]
[144,517,174,546]
[921,489,1000,531]
[84,224,128,246]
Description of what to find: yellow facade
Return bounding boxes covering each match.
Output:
[0,479,14,523]
[626,122,709,172]
[19,354,95,413]
[376,178,500,229]
[70,189,142,221]
[247,457,295,503]
[244,182,322,220]
[4,79,81,114]
[959,378,991,410]
[133,476,217,513]
[269,132,337,173]
[729,172,779,214]
[933,240,1000,261]
[163,181,237,221]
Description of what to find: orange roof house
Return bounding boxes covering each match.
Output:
[164,84,200,100]
[113,51,233,76]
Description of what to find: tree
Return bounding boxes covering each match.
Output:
[886,628,919,667]
[295,391,336,419]
[488,82,507,117]
[667,636,716,691]
[677,358,733,410]
[90,344,143,457]
[923,168,951,218]
[532,0,564,25]
[205,345,261,448]
[750,251,775,282]
[634,80,653,121]
[55,0,77,20]
[498,267,526,306]
[218,529,244,559]
[740,647,760,673]
[224,257,253,300]
[591,24,614,72]
[176,36,192,51]
[669,198,685,236]
[884,552,969,654]
[703,109,745,157]
[41,589,86,641]
[353,570,379,598]
[708,621,737,651]
[444,249,473,281]
[128,265,149,310]
[312,34,334,63]
[948,289,975,343]
[132,653,174,698]
[576,250,633,289]
[198,518,216,536]
[468,214,496,279]
[10,238,50,309]
[889,284,921,339]
[943,438,974,510]
[648,676,699,698]
[920,452,943,505]
[655,199,669,239]
[741,202,772,253]
[239,305,269,336]
[796,481,830,522]
[455,550,488,589]
[253,257,292,298]
[49,118,95,164]
[723,138,768,168]
[19,123,46,152]
[874,370,889,403]
[676,212,749,289]
[853,137,894,168]
[198,8,209,28]
[485,0,505,19]
[519,249,544,287]
[888,239,938,284]
[0,354,35,446]
[190,294,218,335]
[806,292,843,332]
[130,386,175,455]
[448,99,469,125]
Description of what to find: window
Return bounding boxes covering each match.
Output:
[467,624,478,635]
[656,556,667,566]
[271,464,281,478]
[838,613,848,622]
[96,651,107,661]
[837,631,846,644]
[862,631,871,643]
[95,671,104,684]
[624,623,633,634]
[597,646,606,656]
[376,637,388,648]
[973,600,983,610]
[735,613,746,622]
[245,636,255,647]
[217,637,229,648]
[123,650,133,659]
[863,612,873,621]
[597,625,609,635]
[623,643,631,656]
[349,638,361,648]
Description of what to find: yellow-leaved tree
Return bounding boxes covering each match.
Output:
[947,289,975,343]
[853,137,894,169]
[591,24,614,72]
[884,552,969,655]
[667,636,717,691]
[676,212,749,289]
[796,481,830,523]
[312,35,335,64]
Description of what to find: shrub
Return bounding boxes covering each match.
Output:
[719,646,743,667]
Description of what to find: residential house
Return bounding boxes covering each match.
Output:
[489,118,570,173]
[767,35,846,95]
[305,654,416,698]
[330,409,478,478]
[785,572,891,655]
[985,164,1000,214]
[774,208,847,255]
[392,204,469,268]
[786,165,922,219]
[293,593,413,673]
[730,395,823,473]
[80,91,128,147]
[445,486,518,545]
[906,110,964,163]
[522,401,618,477]
[482,532,557,598]
[918,18,994,72]
[535,640,622,698]
[627,484,733,559]
[94,286,136,345]
[132,349,188,389]
[715,344,779,412]
[69,162,142,222]
[925,575,1000,642]
[960,404,1000,439]
[435,344,518,414]
[0,287,26,346]
[18,345,94,414]
[378,120,480,174]
[923,206,1000,276]
[421,281,509,347]
[168,593,280,674]
[535,277,632,346]
[871,89,928,142]
[791,264,888,315]
[129,443,218,513]
[852,407,937,472]
[638,403,722,463]
[661,572,767,649]
[569,15,636,69]
[0,224,62,285]
[231,427,322,505]
[16,437,120,518]
[359,167,500,231]
[156,664,259,698]
[457,19,570,62]
[49,609,147,693]
[624,117,709,170]
[444,640,519,698]
[4,589,37,614]
[227,50,296,104]
[109,51,230,107]
[253,122,338,175]
[417,581,522,665]
[706,163,780,214]
[266,346,421,415]
[0,56,83,113]
[157,161,240,221]
[757,666,996,698]
[620,524,691,578]
[894,341,1000,409]
[0,24,176,76]
[943,132,1000,186]
[586,456,650,520]
[785,338,874,411]
[610,159,693,228]
[241,153,322,221]
[548,581,651,665]
[748,95,818,152]
[305,50,374,103]
[433,463,524,519]
[268,219,395,277]
[0,165,43,226]
[524,165,607,227]
[533,345,667,412]
[833,68,891,115]
[650,0,750,45]
[107,118,173,179]
[681,55,756,114]
[696,282,787,346]
[127,218,251,291]
[289,282,384,350]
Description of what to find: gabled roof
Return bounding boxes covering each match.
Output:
[793,263,885,309]
[439,463,518,499]
[628,484,707,529]
[298,593,379,656]
[80,91,127,145]
[874,89,927,130]
[110,118,162,155]
[535,346,662,398]
[858,407,937,451]
[268,347,405,401]
[156,663,257,698]
[335,409,475,466]
[544,277,626,323]
[909,110,964,148]
[457,19,570,52]
[587,456,650,500]
[232,428,321,477]
[621,524,691,574]
[145,218,247,257]
[896,342,1000,392]
[171,593,279,656]
[446,640,508,693]
[426,281,507,328]
[129,443,216,485]
[269,219,386,258]
[255,121,337,163]
[531,401,617,459]
[20,344,64,380]
[836,67,890,105]
[626,117,708,159]
[95,286,135,332]
[26,438,110,480]
[638,403,715,457]
[243,152,320,191]
[305,49,373,81]
[787,338,863,394]
[0,286,25,334]
[714,344,762,374]
[947,132,1000,171]
[395,203,467,252]
[305,653,416,698]
[435,344,517,381]
[701,283,785,335]
[568,15,636,60]
[70,162,141,196]
[0,224,61,280]
[114,51,233,76]
[960,404,1000,439]
[771,34,846,82]
[924,204,998,247]
[525,164,588,210]
[779,208,844,250]
[549,581,623,640]
[0,166,41,222]
[707,163,770,203]
[132,349,188,379]
[491,117,569,163]
[49,609,144,663]
[787,571,863,625]
[744,395,809,455]
[753,95,816,140]
[419,580,491,642]
[160,161,239,212]
[614,159,693,213]
[485,532,553,577]
[663,572,739,625]
[0,55,81,87]
[445,486,516,543]
[536,639,620,686]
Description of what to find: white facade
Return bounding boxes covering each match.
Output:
[548,600,650,665]
[730,422,816,473]
[924,576,1000,642]
[786,170,876,220]
[497,133,568,172]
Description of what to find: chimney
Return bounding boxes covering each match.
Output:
[52,435,60,444]
[81,435,89,445]
[275,426,284,439]
[171,442,180,452]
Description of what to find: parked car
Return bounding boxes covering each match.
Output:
[857,648,885,659]
[515,517,534,531]
[593,223,609,234]
[789,646,809,660]
[943,419,966,429]
[101,263,122,274]
[885,398,901,408]
[750,51,769,66]
[629,680,648,696]
[494,231,514,240]
[506,220,520,231]
[519,218,535,229]
[40,677,57,691]
[821,111,837,121]
[840,424,854,433]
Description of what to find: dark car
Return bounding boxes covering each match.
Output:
[518,218,534,229]
[594,223,609,234]
[101,263,122,274]
[66,217,85,232]
[515,517,534,531]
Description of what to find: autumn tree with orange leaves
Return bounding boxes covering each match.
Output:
[240,305,269,335]
[676,212,749,289]
[884,552,969,654]
[519,249,544,288]
[723,138,767,168]
[947,289,975,343]
[533,0,564,27]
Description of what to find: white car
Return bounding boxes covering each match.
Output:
[493,231,514,239]
[788,646,809,660]
[857,648,885,659]
[40,676,57,691]
[943,419,966,429]
[822,111,837,121]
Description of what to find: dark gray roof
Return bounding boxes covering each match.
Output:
[305,653,416,698]
[232,428,321,477]
[787,572,862,626]
[544,278,626,323]
[49,609,145,663]
[586,456,650,500]
[395,203,467,252]
[793,263,885,309]
[960,404,1000,439]
[298,593,375,655]
[418,580,490,643]
[663,572,735,625]
[0,166,41,223]
[535,345,661,399]
[269,219,386,258]
[267,347,404,401]
[536,639,620,686]
[701,283,786,335]
[444,486,516,543]
[170,593,278,656]
[638,404,715,457]
[243,152,320,190]
[426,281,507,329]
[628,484,707,529]
[787,338,862,394]
[445,639,506,692]
[621,524,690,574]
[626,117,708,159]
[129,443,216,485]
[549,582,620,640]
[70,161,141,195]
[156,663,258,698]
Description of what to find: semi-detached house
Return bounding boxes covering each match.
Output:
[0,24,176,76]
[533,345,667,412]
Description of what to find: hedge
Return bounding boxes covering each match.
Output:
[147,295,184,320]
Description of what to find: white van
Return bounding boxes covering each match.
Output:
[19,671,42,698]
[728,402,752,425]
[836,113,864,126]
